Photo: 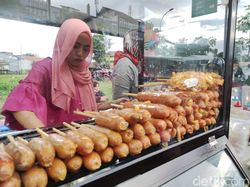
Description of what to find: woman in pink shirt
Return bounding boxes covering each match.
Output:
[1,19,98,130]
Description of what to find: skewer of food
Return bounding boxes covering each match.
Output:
[74,110,129,131]
[69,122,108,152]
[122,92,182,107]
[52,127,94,156]
[0,143,15,182]
[5,135,35,171]
[36,128,77,160]
[16,136,55,168]
[79,124,123,147]
[0,172,21,187]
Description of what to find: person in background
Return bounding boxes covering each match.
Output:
[112,30,142,100]
[245,75,250,86]
[93,80,108,103]
[1,18,121,130]
[206,54,225,76]
[234,63,244,79]
[233,60,245,86]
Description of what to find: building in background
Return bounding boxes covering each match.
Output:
[0,52,41,74]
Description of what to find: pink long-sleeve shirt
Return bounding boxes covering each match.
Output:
[1,58,89,130]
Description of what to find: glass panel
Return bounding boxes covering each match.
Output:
[143,0,226,80]
[230,0,250,108]
[229,0,250,175]
[0,1,226,143]
[161,151,249,187]
[0,1,234,185]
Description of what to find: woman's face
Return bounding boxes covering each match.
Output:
[67,32,91,67]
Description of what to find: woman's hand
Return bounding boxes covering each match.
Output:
[13,111,45,129]
[97,97,130,111]
[112,97,130,105]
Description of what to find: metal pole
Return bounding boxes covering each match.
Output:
[223,0,238,137]
[159,8,174,32]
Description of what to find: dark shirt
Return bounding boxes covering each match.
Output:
[234,67,244,78]
[95,91,105,102]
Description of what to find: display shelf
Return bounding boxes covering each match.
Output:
[0,123,224,187]
[117,136,249,187]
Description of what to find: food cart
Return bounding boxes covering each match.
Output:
[0,0,249,186]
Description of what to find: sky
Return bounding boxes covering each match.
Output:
[0,0,248,57]
[0,18,123,57]
[0,18,59,57]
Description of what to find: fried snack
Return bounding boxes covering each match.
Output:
[0,144,14,182]
[120,129,134,143]
[110,108,143,125]
[149,118,167,132]
[159,130,171,143]
[148,133,161,145]
[27,137,55,167]
[122,101,170,119]
[0,172,21,187]
[65,155,83,173]
[94,111,129,131]
[174,105,186,116]
[138,136,151,149]
[128,139,143,156]
[83,124,122,147]
[74,111,129,131]
[5,136,35,171]
[142,121,156,135]
[46,133,77,160]
[65,130,94,156]
[99,147,114,163]
[46,158,67,182]
[136,91,182,107]
[36,128,77,160]
[76,124,108,152]
[21,166,48,187]
[82,152,101,171]
[113,143,129,158]
[167,71,224,91]
[130,123,146,139]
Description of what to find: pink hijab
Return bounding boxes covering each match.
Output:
[52,18,97,112]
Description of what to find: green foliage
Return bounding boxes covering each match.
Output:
[154,36,175,56]
[235,37,250,61]
[0,74,26,110]
[93,35,106,66]
[175,43,210,56]
[235,5,250,60]
[0,75,112,111]
[237,5,250,33]
[0,74,24,94]
[156,36,217,57]
[98,80,112,101]
[93,34,112,68]
[175,36,216,57]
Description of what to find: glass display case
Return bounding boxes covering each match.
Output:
[0,0,248,187]
[164,150,247,187]
[117,136,250,187]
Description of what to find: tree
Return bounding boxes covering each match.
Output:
[235,37,250,61]
[175,36,216,57]
[237,5,250,33]
[236,5,250,57]
[154,36,175,56]
[93,34,108,68]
